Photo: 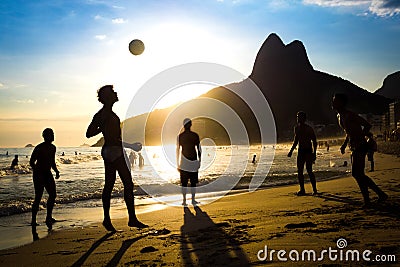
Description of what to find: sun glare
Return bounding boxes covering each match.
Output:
[153,83,214,109]
[98,19,243,118]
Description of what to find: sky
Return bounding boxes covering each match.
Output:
[0,0,399,147]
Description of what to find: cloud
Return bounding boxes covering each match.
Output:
[0,116,88,122]
[303,0,369,7]
[303,0,400,16]
[215,0,243,4]
[14,99,34,104]
[112,18,127,24]
[370,0,400,16]
[0,82,25,90]
[94,14,103,20]
[112,5,125,9]
[95,35,107,40]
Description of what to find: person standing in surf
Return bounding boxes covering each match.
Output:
[30,128,60,229]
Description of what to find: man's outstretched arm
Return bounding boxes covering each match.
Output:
[86,115,102,138]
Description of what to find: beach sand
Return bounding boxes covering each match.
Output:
[0,152,399,266]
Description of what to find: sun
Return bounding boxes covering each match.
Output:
[153,83,214,109]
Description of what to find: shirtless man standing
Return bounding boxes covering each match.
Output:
[30,128,60,229]
[332,93,387,206]
[176,118,202,206]
[288,111,318,196]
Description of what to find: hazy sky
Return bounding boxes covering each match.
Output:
[0,0,399,147]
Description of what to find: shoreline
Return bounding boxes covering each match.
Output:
[0,141,350,218]
[0,167,350,251]
[0,152,399,266]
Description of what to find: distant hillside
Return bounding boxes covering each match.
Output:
[114,33,393,146]
[375,71,400,100]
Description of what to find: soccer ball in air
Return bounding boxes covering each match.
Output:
[129,39,145,55]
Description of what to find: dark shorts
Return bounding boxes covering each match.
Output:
[350,141,368,153]
[33,171,54,186]
[297,152,314,166]
[32,171,56,200]
[367,152,374,161]
[180,170,198,186]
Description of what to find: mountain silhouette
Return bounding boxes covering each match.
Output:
[375,71,400,100]
[247,33,393,139]
[103,33,393,146]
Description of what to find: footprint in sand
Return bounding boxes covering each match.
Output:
[140,246,158,253]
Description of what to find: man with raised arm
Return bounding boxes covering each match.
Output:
[86,85,147,231]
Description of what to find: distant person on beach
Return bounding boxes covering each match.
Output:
[176,118,202,206]
[86,85,147,231]
[30,128,60,229]
[10,155,18,170]
[366,132,377,172]
[133,151,137,165]
[252,154,257,164]
[138,152,144,167]
[128,151,136,167]
[332,93,387,206]
[287,111,318,196]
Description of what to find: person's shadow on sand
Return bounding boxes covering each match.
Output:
[180,206,249,266]
[316,193,400,219]
[71,232,116,267]
[71,232,145,267]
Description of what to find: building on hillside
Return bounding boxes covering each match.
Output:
[359,114,382,136]
[389,101,400,130]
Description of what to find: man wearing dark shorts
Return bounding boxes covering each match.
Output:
[288,111,318,196]
[176,118,202,206]
[30,128,60,229]
[332,93,387,206]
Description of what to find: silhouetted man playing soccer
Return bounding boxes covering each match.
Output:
[176,118,202,206]
[288,111,318,196]
[30,128,60,229]
[86,85,147,231]
[332,93,387,207]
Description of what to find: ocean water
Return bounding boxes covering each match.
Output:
[0,144,350,218]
